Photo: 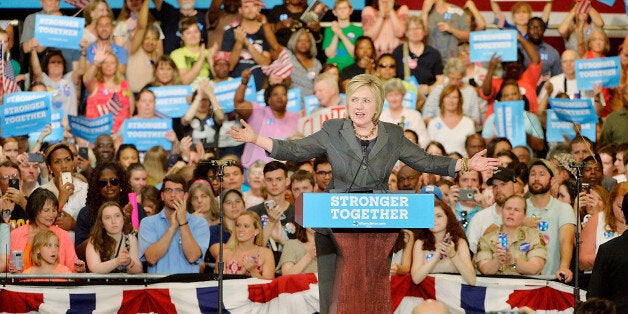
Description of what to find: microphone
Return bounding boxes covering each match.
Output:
[199,160,237,167]
[344,140,370,193]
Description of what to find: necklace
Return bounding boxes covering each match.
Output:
[354,124,377,140]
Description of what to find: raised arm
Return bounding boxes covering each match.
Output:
[557,7,576,39]
[519,34,539,65]
[130,0,150,55]
[464,0,486,31]
[29,40,44,82]
[541,0,553,24]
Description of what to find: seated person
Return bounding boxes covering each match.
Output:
[476,195,546,275]
[277,223,317,275]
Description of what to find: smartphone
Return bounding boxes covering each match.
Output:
[8,178,19,190]
[581,183,591,193]
[61,172,72,185]
[28,153,44,163]
[263,200,276,211]
[459,189,476,202]
[78,147,89,160]
[11,250,23,272]
[2,209,10,221]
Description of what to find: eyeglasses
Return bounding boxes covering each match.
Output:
[163,188,185,194]
[378,63,395,69]
[1,174,19,181]
[98,178,120,188]
[316,171,332,177]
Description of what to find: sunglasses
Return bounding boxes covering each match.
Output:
[98,178,120,188]
[378,63,395,69]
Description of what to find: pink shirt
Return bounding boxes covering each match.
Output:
[241,103,300,168]
[361,6,409,56]
[85,81,132,133]
[10,224,78,272]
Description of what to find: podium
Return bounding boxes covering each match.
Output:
[295,193,434,313]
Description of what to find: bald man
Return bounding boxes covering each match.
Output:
[412,299,450,314]
[539,49,579,100]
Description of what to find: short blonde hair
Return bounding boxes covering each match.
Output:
[333,0,352,10]
[443,58,466,77]
[30,230,59,267]
[346,74,385,122]
[586,26,610,54]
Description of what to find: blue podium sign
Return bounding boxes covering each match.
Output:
[299,193,434,229]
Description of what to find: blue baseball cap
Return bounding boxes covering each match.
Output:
[420,185,444,201]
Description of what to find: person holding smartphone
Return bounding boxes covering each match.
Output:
[0,161,28,230]
[40,144,89,240]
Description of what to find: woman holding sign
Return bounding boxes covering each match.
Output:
[227,73,499,312]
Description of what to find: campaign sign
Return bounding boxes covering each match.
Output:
[548,98,597,124]
[68,114,113,143]
[215,78,256,113]
[34,15,84,50]
[546,109,596,142]
[123,119,172,151]
[405,76,419,90]
[470,30,517,63]
[149,85,192,118]
[575,56,621,90]
[1,92,52,137]
[298,106,346,136]
[286,88,302,113]
[383,90,417,110]
[300,193,434,228]
[29,109,64,144]
[494,100,526,147]
[303,95,321,115]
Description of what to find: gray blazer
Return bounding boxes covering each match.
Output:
[270,119,457,191]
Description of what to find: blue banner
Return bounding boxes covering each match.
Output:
[405,76,419,90]
[548,98,597,124]
[303,95,320,115]
[215,78,256,113]
[470,30,518,63]
[575,56,621,90]
[286,88,302,113]
[29,109,64,144]
[1,92,52,137]
[546,109,596,142]
[123,119,173,151]
[149,85,192,118]
[300,193,435,229]
[494,100,526,147]
[34,15,84,50]
[68,114,113,143]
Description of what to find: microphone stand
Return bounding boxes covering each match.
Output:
[572,162,584,308]
[214,163,226,314]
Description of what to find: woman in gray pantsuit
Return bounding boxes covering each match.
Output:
[228,74,499,313]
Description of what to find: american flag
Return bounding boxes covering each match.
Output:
[155,110,169,119]
[0,43,18,97]
[105,93,122,116]
[64,0,91,10]
[576,0,591,15]
[261,48,294,80]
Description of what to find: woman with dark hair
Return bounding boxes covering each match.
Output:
[427,84,475,157]
[340,36,377,91]
[557,178,579,207]
[411,199,475,285]
[150,55,182,87]
[278,223,317,275]
[115,144,139,170]
[75,162,146,257]
[40,144,88,236]
[85,202,143,273]
[30,48,82,116]
[207,189,246,265]
[234,70,300,168]
[10,188,85,272]
[170,16,215,85]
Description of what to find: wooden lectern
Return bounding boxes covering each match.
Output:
[295,193,434,313]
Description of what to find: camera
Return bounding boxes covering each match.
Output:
[459,189,476,202]
[8,178,19,190]
[581,183,591,193]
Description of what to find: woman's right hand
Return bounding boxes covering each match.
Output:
[227,119,258,143]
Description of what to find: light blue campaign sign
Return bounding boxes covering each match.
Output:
[303,95,320,115]
[1,0,364,10]
[575,56,621,90]
[215,78,256,113]
[68,114,113,143]
[494,100,526,147]
[150,85,192,118]
[598,0,616,7]
[548,98,597,124]
[1,92,52,137]
[29,109,64,144]
[470,30,517,63]
[286,88,302,113]
[546,109,596,142]
[123,119,173,151]
[35,15,84,50]
[405,76,419,90]
[300,193,435,229]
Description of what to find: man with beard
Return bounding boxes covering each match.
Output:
[85,15,127,74]
[248,161,296,257]
[220,0,271,90]
[139,174,210,273]
[526,159,575,282]
[524,17,562,82]
[206,0,241,48]
[467,167,517,254]
[154,0,208,54]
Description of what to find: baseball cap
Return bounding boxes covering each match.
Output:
[420,185,444,201]
[241,0,266,8]
[487,167,517,186]
[528,158,555,177]
[213,51,230,64]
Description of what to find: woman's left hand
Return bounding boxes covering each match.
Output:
[243,255,258,272]
[468,149,500,172]
[74,259,86,273]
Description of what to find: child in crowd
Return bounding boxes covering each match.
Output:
[323,0,362,71]
[22,230,72,275]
